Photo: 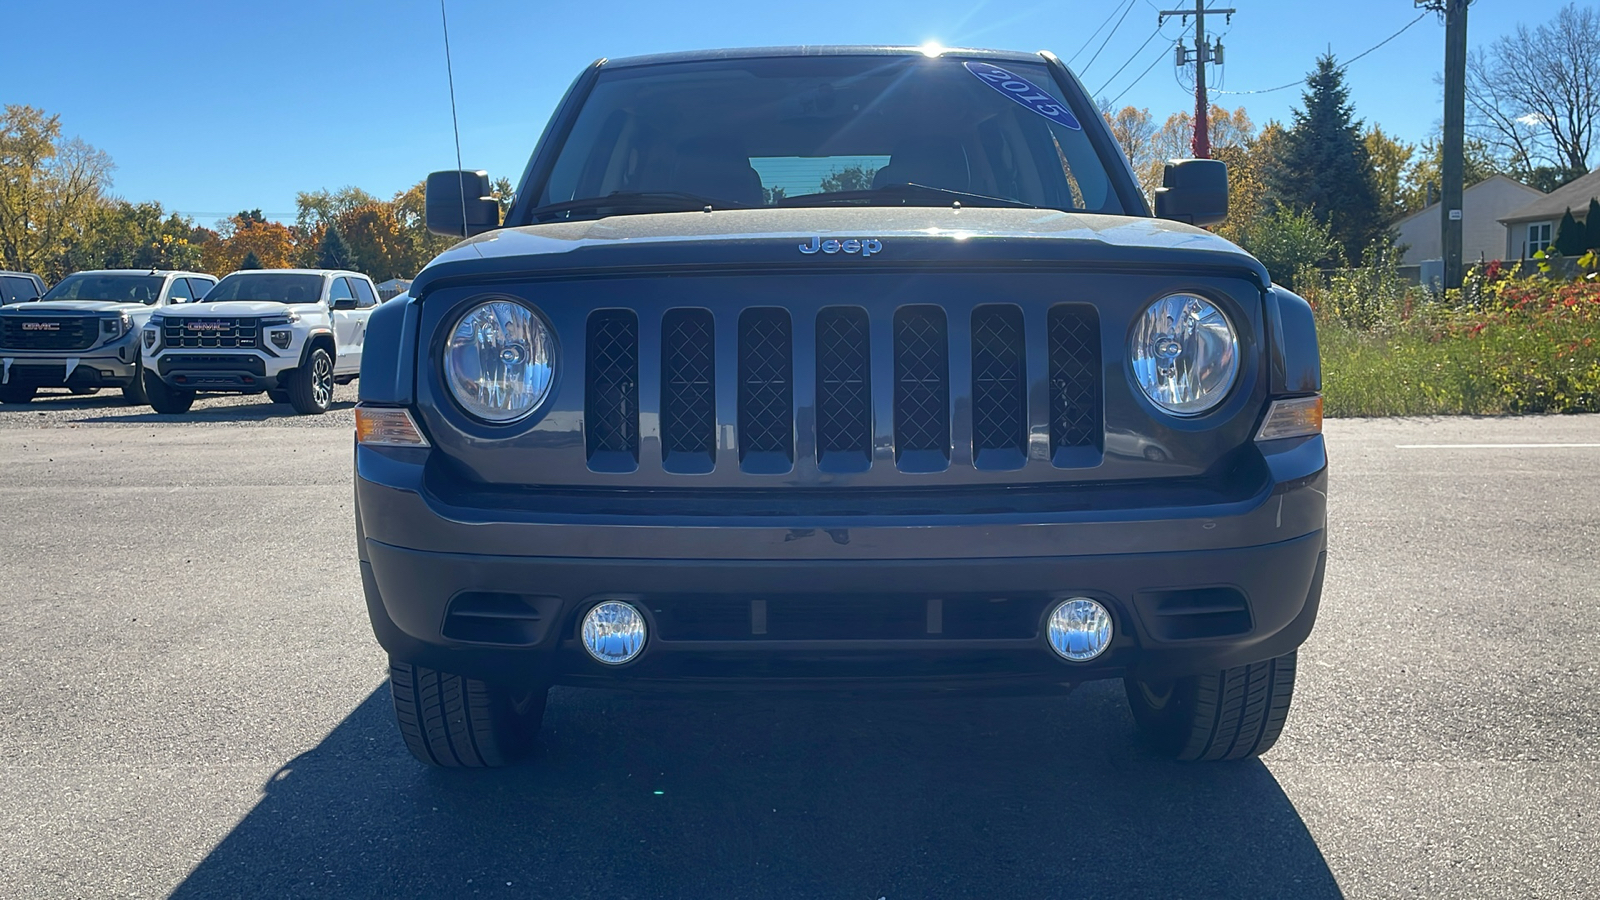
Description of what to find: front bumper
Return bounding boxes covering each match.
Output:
[1,343,140,389]
[148,351,284,392]
[356,436,1328,690]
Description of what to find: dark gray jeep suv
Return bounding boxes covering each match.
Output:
[354,46,1327,767]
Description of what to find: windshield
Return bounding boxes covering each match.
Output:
[203,273,325,304]
[531,55,1121,220]
[41,273,166,305]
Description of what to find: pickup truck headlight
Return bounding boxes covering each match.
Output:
[100,313,132,339]
[443,299,555,423]
[1129,293,1239,416]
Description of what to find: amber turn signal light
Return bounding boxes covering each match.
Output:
[355,405,430,447]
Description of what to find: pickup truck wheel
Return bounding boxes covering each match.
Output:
[389,660,546,768]
[122,361,150,405]
[144,372,195,414]
[287,348,333,415]
[0,384,37,404]
[1124,650,1297,761]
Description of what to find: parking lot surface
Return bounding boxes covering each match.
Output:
[1,390,1596,898]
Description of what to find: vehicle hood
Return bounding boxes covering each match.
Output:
[413,207,1270,296]
[1,300,149,315]
[158,301,318,317]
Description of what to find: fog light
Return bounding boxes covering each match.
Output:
[1047,597,1113,661]
[581,601,646,665]
[270,329,292,350]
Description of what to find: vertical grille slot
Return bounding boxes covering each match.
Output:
[815,307,872,472]
[737,308,794,473]
[585,309,639,471]
[970,304,1027,470]
[1048,304,1103,465]
[661,308,716,473]
[893,305,950,472]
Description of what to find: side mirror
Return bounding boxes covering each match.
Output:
[332,297,358,311]
[426,170,500,237]
[1154,158,1229,227]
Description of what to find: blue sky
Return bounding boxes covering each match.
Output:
[7,0,1571,225]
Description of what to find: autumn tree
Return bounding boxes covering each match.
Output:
[1400,136,1502,213]
[1270,55,1385,264]
[1103,105,1157,195]
[210,210,296,272]
[0,105,116,280]
[1364,126,1415,225]
[1214,122,1288,247]
[64,201,202,272]
[1141,105,1254,201]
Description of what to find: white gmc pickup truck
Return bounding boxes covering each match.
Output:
[141,268,380,414]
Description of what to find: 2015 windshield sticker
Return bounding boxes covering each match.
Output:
[964,61,1082,131]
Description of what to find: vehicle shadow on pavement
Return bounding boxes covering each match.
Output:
[171,680,1342,899]
[69,401,355,424]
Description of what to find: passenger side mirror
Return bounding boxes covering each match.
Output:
[1154,158,1229,227]
[332,297,358,311]
[426,170,500,237]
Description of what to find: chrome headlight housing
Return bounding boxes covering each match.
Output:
[100,312,132,339]
[1129,293,1239,416]
[443,299,555,423]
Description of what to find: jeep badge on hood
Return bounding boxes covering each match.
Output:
[798,236,883,257]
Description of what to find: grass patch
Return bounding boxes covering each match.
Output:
[1301,260,1600,417]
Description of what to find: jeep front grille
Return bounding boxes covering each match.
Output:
[163,317,259,349]
[815,307,872,472]
[737,308,794,473]
[0,317,96,351]
[660,308,716,473]
[584,309,639,469]
[583,303,1103,474]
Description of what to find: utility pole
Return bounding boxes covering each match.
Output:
[1161,2,1234,159]
[1420,0,1470,289]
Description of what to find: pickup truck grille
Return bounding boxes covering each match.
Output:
[0,317,96,351]
[584,303,1104,475]
[163,317,259,349]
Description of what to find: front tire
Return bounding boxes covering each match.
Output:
[0,384,37,404]
[389,660,547,768]
[1124,651,1298,761]
[287,347,334,415]
[143,372,195,414]
[122,361,149,405]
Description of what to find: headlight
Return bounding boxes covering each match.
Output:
[261,312,300,326]
[443,299,555,423]
[1129,293,1239,416]
[101,313,132,338]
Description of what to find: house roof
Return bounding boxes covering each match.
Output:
[1499,167,1600,224]
[1392,174,1541,231]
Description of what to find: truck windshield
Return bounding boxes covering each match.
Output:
[531,54,1122,221]
[203,273,324,304]
[41,274,166,305]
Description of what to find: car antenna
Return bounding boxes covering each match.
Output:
[439,0,469,238]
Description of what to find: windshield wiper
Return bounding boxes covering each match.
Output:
[776,182,1040,210]
[525,191,751,222]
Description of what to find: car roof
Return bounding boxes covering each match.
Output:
[57,269,212,278]
[217,268,367,279]
[603,44,1051,70]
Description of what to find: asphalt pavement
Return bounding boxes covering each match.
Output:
[0,388,1596,899]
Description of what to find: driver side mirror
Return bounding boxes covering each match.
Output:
[332,297,358,311]
[1154,158,1229,227]
[426,170,500,237]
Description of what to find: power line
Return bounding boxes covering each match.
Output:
[1108,21,1194,105]
[1068,0,1138,66]
[1079,0,1141,75]
[1094,24,1169,96]
[1210,10,1429,96]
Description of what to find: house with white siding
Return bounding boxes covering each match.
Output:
[1499,167,1600,259]
[1392,175,1543,266]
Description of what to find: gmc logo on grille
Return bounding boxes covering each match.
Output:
[186,320,229,331]
[21,322,60,331]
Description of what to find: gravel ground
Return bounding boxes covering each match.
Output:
[0,412,1596,898]
[0,383,360,429]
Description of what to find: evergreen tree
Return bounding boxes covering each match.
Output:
[316,221,358,271]
[1554,207,1587,256]
[1585,197,1600,251]
[1268,54,1385,264]
[238,250,263,270]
